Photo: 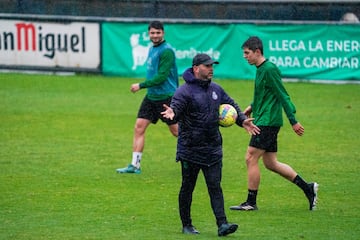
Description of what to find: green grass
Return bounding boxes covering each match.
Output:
[1,73,359,239]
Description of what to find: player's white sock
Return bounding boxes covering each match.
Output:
[131,152,142,168]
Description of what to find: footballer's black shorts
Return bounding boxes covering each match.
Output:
[137,96,177,125]
[249,126,280,152]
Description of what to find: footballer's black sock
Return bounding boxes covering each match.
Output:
[246,189,258,205]
[293,175,311,195]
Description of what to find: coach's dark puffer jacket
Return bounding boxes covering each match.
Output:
[170,68,247,166]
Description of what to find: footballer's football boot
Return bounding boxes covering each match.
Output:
[116,164,141,174]
[230,202,258,211]
[307,182,319,210]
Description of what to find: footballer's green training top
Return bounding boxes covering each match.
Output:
[251,60,298,127]
[139,41,178,101]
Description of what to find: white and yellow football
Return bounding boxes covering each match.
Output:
[219,104,238,127]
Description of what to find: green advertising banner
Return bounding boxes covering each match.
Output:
[102,22,359,81]
[240,24,360,81]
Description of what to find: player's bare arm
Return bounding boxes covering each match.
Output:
[130,83,141,93]
[292,122,304,136]
[243,105,252,118]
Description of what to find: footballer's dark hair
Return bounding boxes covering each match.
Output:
[148,21,164,31]
[242,36,263,55]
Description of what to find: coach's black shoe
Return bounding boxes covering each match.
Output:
[307,182,319,210]
[218,223,238,236]
[182,225,200,234]
[230,202,258,211]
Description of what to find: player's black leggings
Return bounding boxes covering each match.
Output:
[179,160,227,227]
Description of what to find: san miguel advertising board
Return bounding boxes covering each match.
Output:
[0,20,100,71]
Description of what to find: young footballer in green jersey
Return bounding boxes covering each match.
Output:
[230,36,318,211]
[116,21,179,174]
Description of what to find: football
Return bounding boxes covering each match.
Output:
[219,104,238,127]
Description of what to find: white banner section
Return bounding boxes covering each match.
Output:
[0,20,100,69]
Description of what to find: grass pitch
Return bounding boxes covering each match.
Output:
[1,73,359,239]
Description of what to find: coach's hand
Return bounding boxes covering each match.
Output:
[242,118,260,136]
[161,104,175,120]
